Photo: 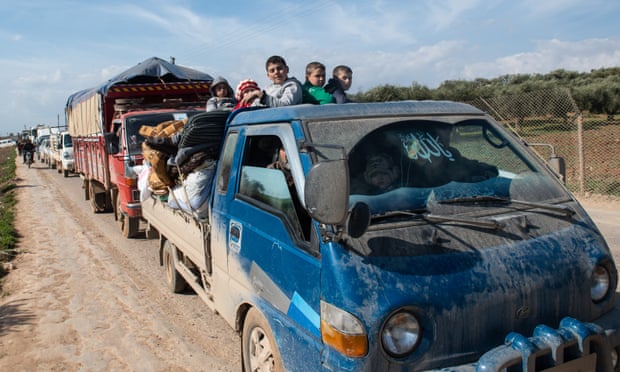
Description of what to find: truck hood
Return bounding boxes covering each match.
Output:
[321,208,616,369]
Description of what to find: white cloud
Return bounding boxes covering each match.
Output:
[462,38,620,79]
[423,0,488,31]
[520,0,584,16]
[0,30,23,42]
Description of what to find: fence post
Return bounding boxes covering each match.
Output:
[577,114,585,194]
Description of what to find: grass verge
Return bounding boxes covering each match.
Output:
[0,146,18,284]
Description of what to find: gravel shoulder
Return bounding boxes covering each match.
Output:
[0,160,239,371]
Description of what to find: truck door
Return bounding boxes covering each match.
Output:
[211,127,322,365]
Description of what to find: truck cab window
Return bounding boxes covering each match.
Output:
[238,135,311,241]
[216,132,239,193]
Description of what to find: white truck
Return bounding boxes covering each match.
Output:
[52,131,74,177]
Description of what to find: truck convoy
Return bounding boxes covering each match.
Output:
[66,57,212,238]
[140,101,620,371]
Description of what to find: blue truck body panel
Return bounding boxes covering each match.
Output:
[143,101,620,371]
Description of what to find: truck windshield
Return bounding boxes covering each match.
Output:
[124,111,200,155]
[307,116,569,216]
[63,134,72,147]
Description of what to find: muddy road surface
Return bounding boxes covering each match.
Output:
[0,160,240,371]
[1,158,619,371]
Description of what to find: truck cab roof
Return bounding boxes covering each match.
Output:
[228,101,485,127]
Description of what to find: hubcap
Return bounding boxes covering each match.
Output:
[248,327,275,371]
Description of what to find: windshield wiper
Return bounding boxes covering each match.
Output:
[437,196,574,217]
[372,210,503,230]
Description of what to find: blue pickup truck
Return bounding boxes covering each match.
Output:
[140,101,620,371]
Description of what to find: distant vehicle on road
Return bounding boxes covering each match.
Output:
[0,139,16,148]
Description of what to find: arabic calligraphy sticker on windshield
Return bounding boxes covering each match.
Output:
[399,131,454,163]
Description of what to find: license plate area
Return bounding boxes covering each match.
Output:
[541,353,596,372]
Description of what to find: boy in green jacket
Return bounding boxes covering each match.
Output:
[302,62,335,105]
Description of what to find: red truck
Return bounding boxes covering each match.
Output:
[66,57,212,238]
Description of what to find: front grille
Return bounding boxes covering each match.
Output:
[477,317,613,371]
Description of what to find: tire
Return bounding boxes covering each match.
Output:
[88,181,108,213]
[163,240,186,293]
[120,215,139,239]
[242,308,284,372]
[115,192,139,238]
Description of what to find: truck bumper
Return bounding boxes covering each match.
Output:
[126,202,142,218]
[320,312,620,371]
[62,160,74,171]
[435,312,620,371]
[465,309,620,372]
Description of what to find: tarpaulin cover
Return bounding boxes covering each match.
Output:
[66,56,213,108]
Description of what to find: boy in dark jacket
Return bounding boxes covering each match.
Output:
[325,65,353,104]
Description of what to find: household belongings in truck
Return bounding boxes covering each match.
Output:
[139,111,229,218]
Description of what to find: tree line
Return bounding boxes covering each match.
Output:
[351,67,620,119]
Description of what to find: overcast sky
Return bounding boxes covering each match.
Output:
[1,0,619,135]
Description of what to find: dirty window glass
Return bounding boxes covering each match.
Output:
[216,132,239,193]
[237,135,309,240]
[124,111,198,155]
[308,117,569,215]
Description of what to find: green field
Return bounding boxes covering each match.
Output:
[0,146,17,283]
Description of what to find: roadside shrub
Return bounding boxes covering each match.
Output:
[0,146,17,278]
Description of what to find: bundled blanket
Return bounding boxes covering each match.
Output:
[139,111,229,215]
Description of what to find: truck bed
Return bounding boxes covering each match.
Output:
[141,195,209,271]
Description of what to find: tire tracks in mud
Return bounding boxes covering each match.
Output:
[0,162,239,371]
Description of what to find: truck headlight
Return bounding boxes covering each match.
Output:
[591,265,611,303]
[320,301,368,357]
[381,311,421,358]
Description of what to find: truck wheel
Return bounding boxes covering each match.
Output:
[116,194,139,238]
[121,216,139,238]
[88,181,107,213]
[163,240,186,293]
[242,308,284,372]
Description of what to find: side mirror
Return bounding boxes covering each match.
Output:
[548,156,566,183]
[104,132,120,155]
[304,158,349,225]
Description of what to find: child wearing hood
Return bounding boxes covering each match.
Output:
[233,79,262,110]
[206,76,236,112]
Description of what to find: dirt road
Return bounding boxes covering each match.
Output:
[1,158,619,371]
[0,160,240,371]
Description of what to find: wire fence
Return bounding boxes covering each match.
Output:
[467,88,620,197]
